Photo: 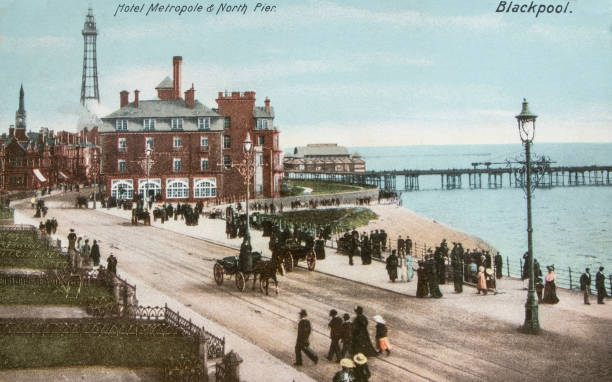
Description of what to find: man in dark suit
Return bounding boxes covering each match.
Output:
[327,309,343,362]
[295,309,318,366]
[580,268,591,305]
[596,267,607,304]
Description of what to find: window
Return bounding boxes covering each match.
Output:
[256,119,270,130]
[224,155,232,169]
[111,179,134,200]
[173,137,182,148]
[145,137,154,150]
[200,137,208,148]
[118,138,127,151]
[143,119,155,131]
[257,136,265,145]
[198,117,210,130]
[118,160,126,172]
[116,120,128,131]
[224,117,231,129]
[256,154,263,166]
[138,179,162,200]
[173,158,182,172]
[166,178,189,199]
[194,178,217,198]
[171,118,183,130]
[223,136,231,149]
[201,158,209,170]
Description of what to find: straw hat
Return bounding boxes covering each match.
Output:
[340,358,355,368]
[479,266,485,272]
[372,315,386,325]
[353,353,367,365]
[486,268,493,276]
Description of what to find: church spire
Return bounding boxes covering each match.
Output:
[18,84,25,112]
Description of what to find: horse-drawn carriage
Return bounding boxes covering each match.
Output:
[213,251,281,295]
[131,208,151,226]
[272,237,317,273]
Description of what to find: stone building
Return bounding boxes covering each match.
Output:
[283,143,365,173]
[0,86,99,191]
[99,56,283,202]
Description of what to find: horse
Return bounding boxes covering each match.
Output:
[251,254,283,296]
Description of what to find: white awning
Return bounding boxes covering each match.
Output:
[33,169,47,182]
[58,171,69,180]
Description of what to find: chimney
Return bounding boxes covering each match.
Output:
[134,89,140,108]
[120,90,129,108]
[173,56,182,100]
[265,98,271,113]
[9,126,15,137]
[50,130,54,138]
[185,84,195,108]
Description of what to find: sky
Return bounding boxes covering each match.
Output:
[0,0,610,148]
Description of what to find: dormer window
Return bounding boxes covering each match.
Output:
[171,118,183,130]
[143,119,155,131]
[256,119,270,130]
[198,117,210,130]
[116,120,128,131]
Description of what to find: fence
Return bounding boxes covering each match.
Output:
[505,256,612,296]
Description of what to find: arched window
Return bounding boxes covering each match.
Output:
[194,178,217,198]
[111,179,134,200]
[138,179,162,201]
[166,178,189,199]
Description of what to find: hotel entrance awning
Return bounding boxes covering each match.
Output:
[33,169,47,182]
[58,171,69,180]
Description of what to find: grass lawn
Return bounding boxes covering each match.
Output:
[0,283,114,305]
[0,334,194,369]
[0,257,69,270]
[288,180,374,195]
[0,206,13,219]
[261,207,377,233]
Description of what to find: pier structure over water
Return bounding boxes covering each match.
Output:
[285,165,612,191]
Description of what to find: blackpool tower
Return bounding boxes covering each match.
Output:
[80,8,100,105]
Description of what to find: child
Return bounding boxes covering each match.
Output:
[353,353,371,382]
[373,315,390,356]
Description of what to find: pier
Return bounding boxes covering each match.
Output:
[285,165,612,191]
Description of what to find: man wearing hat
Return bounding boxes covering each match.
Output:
[327,309,343,362]
[353,353,371,382]
[580,268,591,305]
[340,313,353,359]
[333,358,355,382]
[294,309,318,366]
[596,266,607,304]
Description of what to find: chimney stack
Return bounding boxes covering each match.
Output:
[173,56,182,100]
[265,98,271,113]
[120,90,129,108]
[185,84,195,108]
[134,89,140,108]
[9,126,15,138]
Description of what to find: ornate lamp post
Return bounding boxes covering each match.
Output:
[144,148,152,209]
[516,98,540,334]
[237,132,254,272]
[92,150,99,209]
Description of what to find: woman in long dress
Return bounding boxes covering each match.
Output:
[415,261,429,298]
[543,265,560,304]
[351,306,378,357]
[476,266,488,295]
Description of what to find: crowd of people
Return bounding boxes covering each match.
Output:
[66,227,102,270]
[295,306,389,381]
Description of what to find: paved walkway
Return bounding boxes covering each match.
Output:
[0,305,90,319]
[95,205,612,328]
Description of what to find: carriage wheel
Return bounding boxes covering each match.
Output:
[306,250,316,271]
[213,263,224,286]
[235,272,246,291]
[283,253,294,273]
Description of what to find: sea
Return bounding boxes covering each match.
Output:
[350,143,612,277]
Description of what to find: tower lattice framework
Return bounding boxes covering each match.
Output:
[81,8,99,105]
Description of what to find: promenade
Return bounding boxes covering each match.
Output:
[5,191,612,381]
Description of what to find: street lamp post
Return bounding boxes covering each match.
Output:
[92,151,98,209]
[516,98,540,334]
[238,132,254,272]
[145,148,152,209]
